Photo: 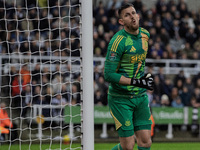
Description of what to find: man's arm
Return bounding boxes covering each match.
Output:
[118,76,131,85]
[105,69,154,90]
[104,35,125,84]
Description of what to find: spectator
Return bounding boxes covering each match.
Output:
[171,96,184,108]
[153,75,163,99]
[132,0,143,12]
[177,0,189,18]
[162,12,173,36]
[101,16,110,33]
[99,40,107,56]
[0,102,18,142]
[170,87,179,103]
[21,84,32,118]
[10,66,17,84]
[190,96,200,108]
[34,95,52,120]
[172,19,181,40]
[147,90,154,105]
[180,86,191,106]
[109,17,119,33]
[71,84,81,105]
[31,64,41,83]
[175,79,183,94]
[20,64,31,86]
[184,76,194,94]
[39,9,50,34]
[151,99,161,107]
[195,78,200,89]
[11,75,25,107]
[32,85,41,104]
[44,86,53,104]
[160,28,170,45]
[162,77,173,97]
[174,70,185,85]
[157,67,165,83]
[182,42,194,59]
[107,3,118,19]
[185,28,197,47]
[96,76,108,105]
[94,89,104,105]
[192,87,200,102]
[20,41,30,54]
[94,66,103,82]
[160,94,170,107]
[150,42,163,59]
[0,102,13,129]
[60,84,69,103]
[94,47,102,57]
[52,93,67,120]
[52,75,63,94]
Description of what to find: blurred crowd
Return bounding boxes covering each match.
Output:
[0,0,200,121]
[93,0,200,60]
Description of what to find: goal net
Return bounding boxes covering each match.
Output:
[0,0,93,149]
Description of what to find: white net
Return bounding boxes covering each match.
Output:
[0,0,82,149]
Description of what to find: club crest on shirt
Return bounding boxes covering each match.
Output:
[125,120,131,126]
[109,51,117,60]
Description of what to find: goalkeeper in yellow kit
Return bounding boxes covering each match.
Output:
[104,3,154,150]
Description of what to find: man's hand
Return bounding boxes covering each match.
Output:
[130,73,154,91]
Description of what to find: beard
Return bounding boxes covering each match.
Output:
[125,21,139,31]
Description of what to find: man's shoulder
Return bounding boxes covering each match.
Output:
[140,27,150,38]
[107,30,126,53]
[110,30,126,44]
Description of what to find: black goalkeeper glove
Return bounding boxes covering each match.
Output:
[130,73,154,91]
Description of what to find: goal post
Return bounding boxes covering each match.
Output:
[81,0,94,150]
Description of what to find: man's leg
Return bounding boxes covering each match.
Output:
[112,135,135,150]
[112,143,123,150]
[135,129,152,150]
[119,135,135,150]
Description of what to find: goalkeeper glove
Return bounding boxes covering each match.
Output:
[130,73,154,91]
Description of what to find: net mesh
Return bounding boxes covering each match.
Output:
[0,0,81,149]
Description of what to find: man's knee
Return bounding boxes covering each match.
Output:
[138,138,152,148]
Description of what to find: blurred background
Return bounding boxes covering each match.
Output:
[0,0,200,145]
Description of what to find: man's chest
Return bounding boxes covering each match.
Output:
[122,36,148,63]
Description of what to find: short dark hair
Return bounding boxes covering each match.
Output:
[118,3,134,18]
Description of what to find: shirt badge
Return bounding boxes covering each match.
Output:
[109,51,117,60]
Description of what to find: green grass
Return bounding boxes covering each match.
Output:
[1,142,200,150]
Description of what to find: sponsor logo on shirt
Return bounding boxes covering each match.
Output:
[130,52,147,63]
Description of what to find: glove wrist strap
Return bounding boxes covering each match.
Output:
[130,77,134,85]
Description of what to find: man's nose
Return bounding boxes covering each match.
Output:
[130,14,134,19]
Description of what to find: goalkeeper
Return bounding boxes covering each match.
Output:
[104,3,154,150]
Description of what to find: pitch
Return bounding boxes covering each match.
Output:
[1,142,200,150]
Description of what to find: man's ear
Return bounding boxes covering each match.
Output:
[118,19,124,26]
